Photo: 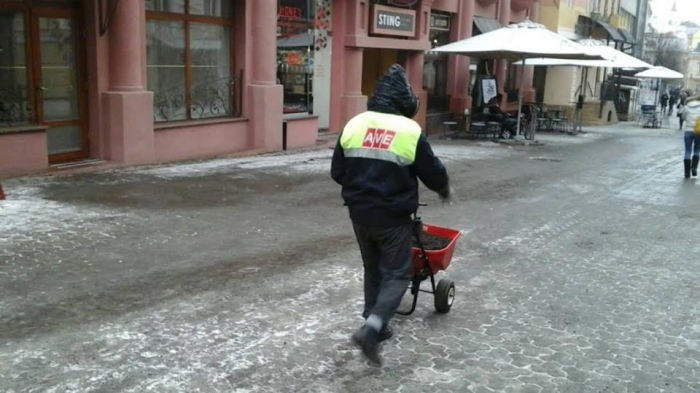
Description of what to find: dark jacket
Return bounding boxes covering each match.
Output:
[330,65,449,226]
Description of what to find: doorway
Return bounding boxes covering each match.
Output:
[362,48,399,96]
[0,1,88,163]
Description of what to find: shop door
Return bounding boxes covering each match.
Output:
[362,48,398,96]
[33,7,88,162]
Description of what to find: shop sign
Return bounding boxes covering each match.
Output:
[277,0,311,38]
[430,13,450,31]
[371,5,416,38]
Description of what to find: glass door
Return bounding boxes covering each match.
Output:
[0,7,32,127]
[33,7,87,162]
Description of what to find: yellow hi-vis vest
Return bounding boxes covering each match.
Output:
[340,111,422,166]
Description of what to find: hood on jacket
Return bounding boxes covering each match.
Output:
[367,64,419,119]
[685,98,700,109]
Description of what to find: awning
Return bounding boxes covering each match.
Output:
[617,28,636,44]
[473,16,502,35]
[595,20,625,42]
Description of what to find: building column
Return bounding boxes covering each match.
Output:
[521,0,540,102]
[104,0,154,164]
[405,51,427,128]
[404,0,434,130]
[249,0,283,151]
[335,0,368,131]
[339,47,367,130]
[449,0,474,113]
[497,0,511,103]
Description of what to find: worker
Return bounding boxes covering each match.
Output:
[330,64,451,366]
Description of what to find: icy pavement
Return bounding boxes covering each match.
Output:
[1,124,700,392]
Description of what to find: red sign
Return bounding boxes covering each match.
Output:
[278,6,303,19]
[362,128,396,149]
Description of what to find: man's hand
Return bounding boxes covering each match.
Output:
[438,186,456,205]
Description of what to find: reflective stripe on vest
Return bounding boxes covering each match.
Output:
[340,111,422,166]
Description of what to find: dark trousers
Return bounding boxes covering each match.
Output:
[352,223,413,325]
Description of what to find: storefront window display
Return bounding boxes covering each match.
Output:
[424,13,451,114]
[277,0,315,114]
[146,0,235,122]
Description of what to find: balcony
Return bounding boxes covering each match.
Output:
[476,0,498,6]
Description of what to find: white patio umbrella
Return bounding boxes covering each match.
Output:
[432,19,602,140]
[513,45,652,132]
[634,66,684,79]
[514,44,653,69]
[634,66,684,110]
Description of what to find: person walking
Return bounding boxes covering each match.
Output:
[677,100,685,130]
[330,64,451,366]
[661,92,669,116]
[668,94,677,116]
[681,96,700,178]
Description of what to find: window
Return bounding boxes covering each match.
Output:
[424,28,451,113]
[277,0,315,114]
[0,11,30,126]
[146,0,235,122]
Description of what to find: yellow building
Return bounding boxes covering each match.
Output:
[689,30,700,52]
[685,51,700,94]
[537,0,647,123]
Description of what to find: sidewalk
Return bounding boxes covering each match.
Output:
[4,121,682,392]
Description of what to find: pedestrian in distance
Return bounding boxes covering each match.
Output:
[677,99,685,130]
[660,92,669,116]
[668,94,677,116]
[680,96,700,178]
[330,64,451,366]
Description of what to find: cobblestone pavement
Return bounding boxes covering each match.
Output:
[1,125,699,392]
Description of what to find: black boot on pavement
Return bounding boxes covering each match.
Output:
[692,156,699,177]
[684,159,691,179]
[351,325,382,366]
[378,325,393,342]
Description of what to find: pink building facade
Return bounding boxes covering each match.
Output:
[329,0,540,134]
[0,0,539,177]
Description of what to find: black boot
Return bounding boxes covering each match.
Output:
[351,326,382,366]
[378,325,393,342]
[684,159,691,179]
[693,156,699,177]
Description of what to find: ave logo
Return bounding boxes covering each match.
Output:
[362,128,396,149]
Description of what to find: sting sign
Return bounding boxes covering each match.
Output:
[371,5,416,37]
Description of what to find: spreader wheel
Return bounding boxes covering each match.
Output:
[434,279,455,313]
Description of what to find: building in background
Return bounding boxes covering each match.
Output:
[684,50,700,94]
[330,0,541,136]
[0,0,544,176]
[0,0,335,177]
[683,24,700,94]
[537,0,649,123]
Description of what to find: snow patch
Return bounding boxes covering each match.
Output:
[432,144,515,161]
[135,150,334,178]
[534,132,606,145]
[0,181,123,237]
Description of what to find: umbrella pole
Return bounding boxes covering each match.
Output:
[517,57,526,140]
[654,79,659,109]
